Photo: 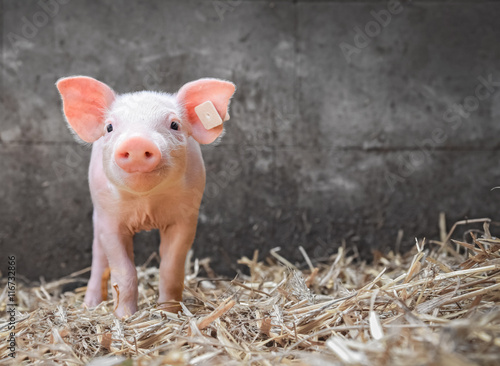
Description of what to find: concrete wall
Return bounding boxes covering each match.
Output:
[2,0,500,281]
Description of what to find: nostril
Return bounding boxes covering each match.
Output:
[115,137,160,173]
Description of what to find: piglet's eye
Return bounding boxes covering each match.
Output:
[170,121,179,131]
[106,124,113,133]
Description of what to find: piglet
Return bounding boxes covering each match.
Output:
[56,76,236,317]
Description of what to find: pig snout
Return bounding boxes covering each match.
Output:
[114,136,161,173]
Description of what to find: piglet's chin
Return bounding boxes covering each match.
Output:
[121,174,164,193]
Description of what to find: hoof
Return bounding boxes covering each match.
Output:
[157,300,182,314]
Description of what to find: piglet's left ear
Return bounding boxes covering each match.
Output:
[177,78,236,144]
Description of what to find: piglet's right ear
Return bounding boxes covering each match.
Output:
[56,76,115,143]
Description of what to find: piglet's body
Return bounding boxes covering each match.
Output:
[57,76,235,317]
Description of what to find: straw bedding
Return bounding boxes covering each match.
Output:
[1,215,499,365]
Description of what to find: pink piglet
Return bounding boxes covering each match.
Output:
[56,76,236,317]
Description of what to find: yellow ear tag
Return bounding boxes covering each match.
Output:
[194,101,224,130]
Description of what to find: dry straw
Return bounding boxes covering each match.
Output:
[1,215,499,365]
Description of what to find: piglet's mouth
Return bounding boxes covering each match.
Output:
[119,168,167,193]
[119,163,169,176]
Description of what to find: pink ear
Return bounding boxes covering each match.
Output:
[56,76,115,143]
[177,78,236,144]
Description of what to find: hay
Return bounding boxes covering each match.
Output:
[1,215,500,365]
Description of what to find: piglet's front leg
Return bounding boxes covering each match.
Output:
[158,222,197,313]
[84,233,109,308]
[94,221,138,318]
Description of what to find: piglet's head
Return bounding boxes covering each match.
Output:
[56,76,236,193]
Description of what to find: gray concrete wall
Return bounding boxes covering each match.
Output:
[1,0,500,281]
